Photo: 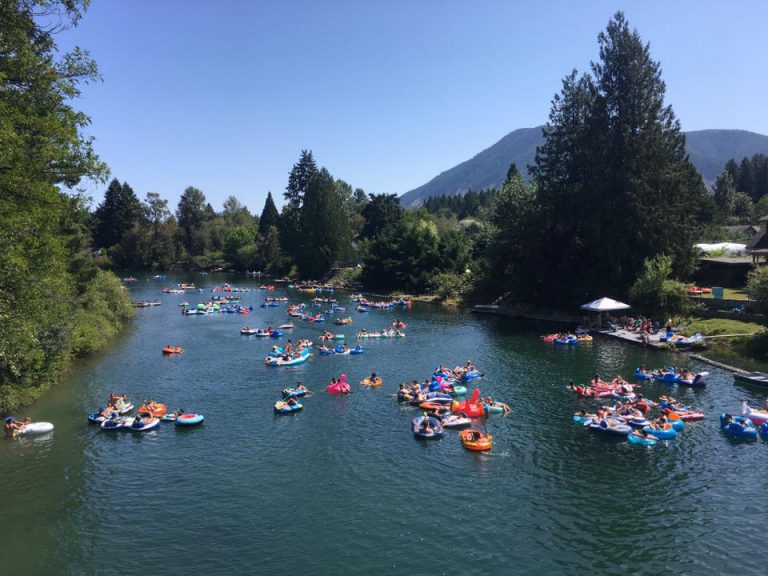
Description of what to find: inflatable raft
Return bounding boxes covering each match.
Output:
[460,429,492,451]
[412,415,444,439]
[274,401,303,414]
[16,422,54,436]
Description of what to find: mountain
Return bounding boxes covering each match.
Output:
[401,128,768,207]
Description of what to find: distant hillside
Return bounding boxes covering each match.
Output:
[684,129,768,183]
[401,128,768,207]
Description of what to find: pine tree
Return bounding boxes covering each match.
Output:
[523,11,706,303]
[284,150,318,207]
[93,179,143,249]
[258,192,280,236]
[713,170,737,214]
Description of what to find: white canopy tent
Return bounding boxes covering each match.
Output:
[581,297,631,330]
[580,297,631,312]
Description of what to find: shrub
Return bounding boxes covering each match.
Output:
[629,255,692,316]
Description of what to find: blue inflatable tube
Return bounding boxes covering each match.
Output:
[349,347,365,355]
[175,414,204,426]
[318,348,333,355]
[643,425,677,440]
[412,416,444,439]
[275,402,303,414]
[270,330,284,338]
[628,433,658,446]
[720,414,758,439]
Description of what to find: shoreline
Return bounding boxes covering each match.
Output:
[470,303,757,375]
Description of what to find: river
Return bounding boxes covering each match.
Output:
[2,274,767,575]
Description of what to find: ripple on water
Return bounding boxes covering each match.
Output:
[2,278,768,574]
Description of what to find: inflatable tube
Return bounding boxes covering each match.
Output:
[588,418,632,436]
[447,385,468,396]
[679,372,709,387]
[720,414,758,439]
[282,388,308,398]
[318,348,333,356]
[740,403,768,425]
[175,413,204,426]
[326,374,351,394]
[138,403,167,418]
[643,424,677,440]
[451,388,485,419]
[412,416,444,439]
[483,403,506,415]
[440,414,472,429]
[269,330,284,338]
[349,347,365,355]
[761,422,768,439]
[130,417,160,432]
[634,369,653,380]
[16,422,54,435]
[115,401,133,415]
[628,433,658,446]
[460,429,492,451]
[100,417,125,431]
[88,412,105,425]
[274,401,303,414]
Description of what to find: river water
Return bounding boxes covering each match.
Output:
[2,274,767,575]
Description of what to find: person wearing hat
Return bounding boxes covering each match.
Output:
[4,416,23,439]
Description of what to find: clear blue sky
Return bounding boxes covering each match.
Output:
[60,0,768,213]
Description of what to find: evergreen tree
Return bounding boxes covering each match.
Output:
[360,193,403,239]
[258,191,280,236]
[296,168,353,278]
[176,186,208,256]
[93,179,143,249]
[713,170,737,215]
[738,157,755,198]
[284,149,318,207]
[522,12,706,304]
[144,192,170,242]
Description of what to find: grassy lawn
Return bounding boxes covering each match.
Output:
[681,317,765,336]
[688,287,750,301]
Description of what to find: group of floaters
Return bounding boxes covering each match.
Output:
[396,363,508,452]
[635,365,709,386]
[317,343,365,356]
[88,392,204,431]
[275,382,309,414]
[263,339,313,366]
[357,327,406,339]
[542,332,592,345]
[572,383,703,445]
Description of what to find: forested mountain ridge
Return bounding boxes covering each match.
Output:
[401,128,768,207]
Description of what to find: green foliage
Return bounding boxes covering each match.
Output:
[427,271,471,301]
[422,189,496,220]
[628,255,691,316]
[70,271,135,357]
[0,1,137,411]
[93,179,144,249]
[482,12,709,306]
[360,193,403,239]
[295,168,354,278]
[361,213,441,292]
[746,265,768,319]
[258,192,280,236]
[713,170,736,215]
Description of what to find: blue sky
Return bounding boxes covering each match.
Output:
[60,0,768,213]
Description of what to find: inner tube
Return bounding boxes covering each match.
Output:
[16,422,54,435]
[274,401,303,414]
[175,413,204,426]
[643,424,676,440]
[628,433,657,446]
[130,418,160,432]
[412,416,444,439]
